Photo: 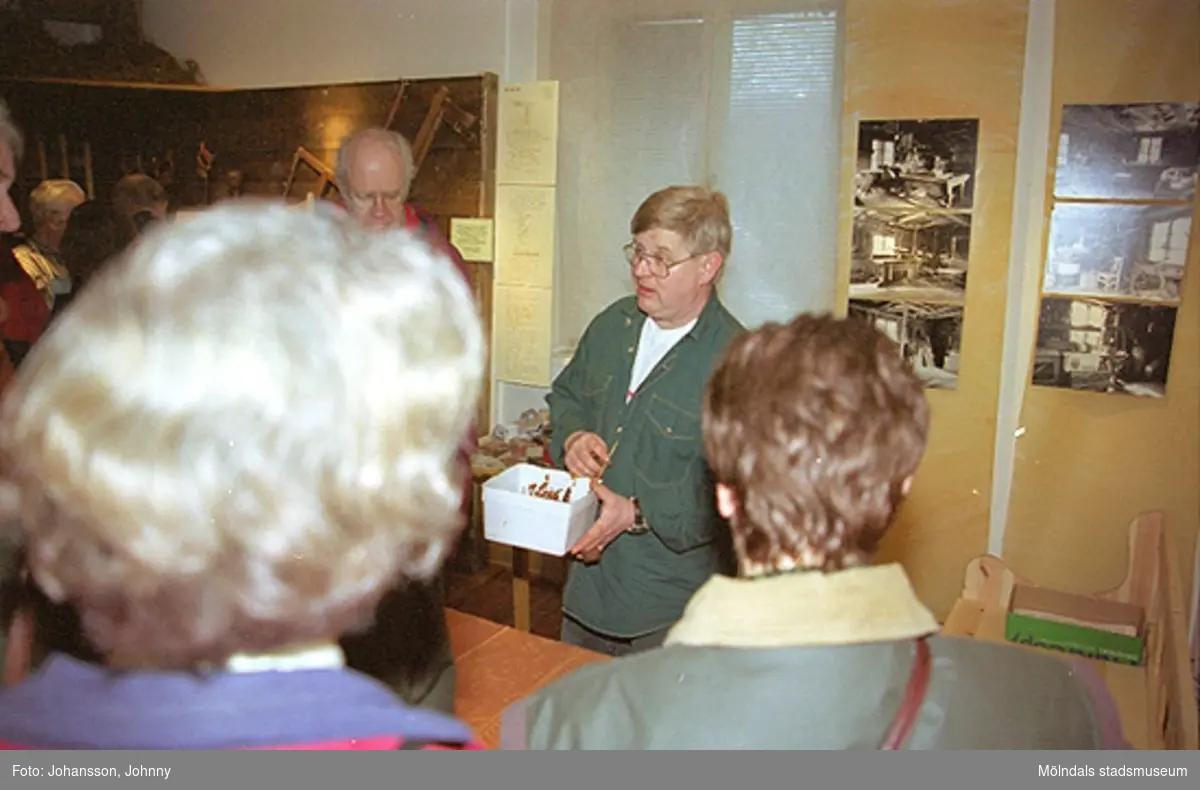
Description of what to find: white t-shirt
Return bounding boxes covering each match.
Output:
[626,317,697,402]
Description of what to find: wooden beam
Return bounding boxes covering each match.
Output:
[411,86,450,174]
[442,100,478,141]
[282,146,338,201]
[82,141,95,198]
[57,134,68,179]
[382,80,409,130]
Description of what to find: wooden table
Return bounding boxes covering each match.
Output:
[448,608,609,747]
[470,456,555,633]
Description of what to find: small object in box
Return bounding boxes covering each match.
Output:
[482,463,598,556]
[523,472,573,503]
[1004,585,1146,666]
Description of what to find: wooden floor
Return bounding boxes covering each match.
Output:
[445,564,564,641]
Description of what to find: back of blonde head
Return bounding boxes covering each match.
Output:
[0,201,484,668]
[28,179,86,227]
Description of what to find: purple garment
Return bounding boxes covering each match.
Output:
[0,653,473,750]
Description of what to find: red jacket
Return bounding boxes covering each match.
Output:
[0,245,50,345]
[403,203,480,497]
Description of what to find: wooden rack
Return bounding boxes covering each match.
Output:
[943,511,1198,750]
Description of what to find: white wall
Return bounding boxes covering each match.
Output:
[141,0,537,88]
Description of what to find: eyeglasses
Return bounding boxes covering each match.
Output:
[344,189,406,207]
[622,242,704,279]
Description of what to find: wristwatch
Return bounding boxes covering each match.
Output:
[627,497,650,535]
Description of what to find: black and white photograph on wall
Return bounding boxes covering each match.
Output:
[855,118,979,211]
[850,208,972,300]
[1031,297,1177,398]
[1043,202,1191,304]
[848,299,963,390]
[1054,102,1200,201]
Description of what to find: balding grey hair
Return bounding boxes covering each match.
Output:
[336,127,416,202]
[29,179,86,226]
[0,98,25,162]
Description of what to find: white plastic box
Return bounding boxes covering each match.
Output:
[482,463,598,556]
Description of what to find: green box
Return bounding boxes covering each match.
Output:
[1005,612,1145,666]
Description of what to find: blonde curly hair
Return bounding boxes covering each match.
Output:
[0,201,484,669]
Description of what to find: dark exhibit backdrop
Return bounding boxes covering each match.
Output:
[0,75,497,240]
[0,74,498,447]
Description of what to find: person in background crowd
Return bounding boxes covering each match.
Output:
[503,314,1128,750]
[0,98,24,672]
[0,202,486,750]
[0,241,47,370]
[0,100,19,236]
[47,200,123,323]
[0,199,168,677]
[546,186,744,656]
[0,100,48,371]
[11,179,85,308]
[110,172,169,246]
[332,126,477,716]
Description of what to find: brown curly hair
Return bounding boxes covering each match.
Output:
[702,313,929,574]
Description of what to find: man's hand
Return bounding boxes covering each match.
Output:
[570,482,637,564]
[564,431,609,478]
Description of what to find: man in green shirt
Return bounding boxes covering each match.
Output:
[548,186,744,656]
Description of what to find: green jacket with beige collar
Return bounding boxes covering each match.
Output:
[499,565,1130,749]
[546,292,745,638]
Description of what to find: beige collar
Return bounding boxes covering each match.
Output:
[665,563,939,648]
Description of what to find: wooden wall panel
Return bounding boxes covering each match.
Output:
[1004,0,1200,604]
[838,0,1029,618]
[0,73,499,433]
[0,76,491,219]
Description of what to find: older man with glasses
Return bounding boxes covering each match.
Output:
[547,185,744,656]
[332,127,476,717]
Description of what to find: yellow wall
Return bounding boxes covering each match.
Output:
[839,0,1200,618]
[1004,0,1200,599]
[838,0,1030,617]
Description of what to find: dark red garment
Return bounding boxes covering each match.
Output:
[404,203,475,295]
[404,203,481,491]
[0,244,50,345]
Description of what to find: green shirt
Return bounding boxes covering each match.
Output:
[547,293,744,637]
